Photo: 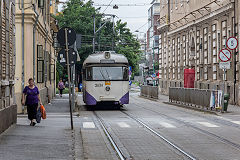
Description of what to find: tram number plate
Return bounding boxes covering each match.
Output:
[95,84,103,87]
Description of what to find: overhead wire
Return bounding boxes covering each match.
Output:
[102,0,114,13]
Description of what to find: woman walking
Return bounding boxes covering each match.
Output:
[22,78,42,126]
[58,79,65,97]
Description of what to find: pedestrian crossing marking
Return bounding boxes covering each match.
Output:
[197,122,219,128]
[117,122,130,128]
[159,122,176,128]
[231,121,240,125]
[83,122,96,128]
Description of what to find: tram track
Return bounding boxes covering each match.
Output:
[94,110,196,160]
[121,110,197,160]
[130,102,240,151]
[132,95,240,130]
[93,111,129,160]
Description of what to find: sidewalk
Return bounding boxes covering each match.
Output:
[0,94,82,160]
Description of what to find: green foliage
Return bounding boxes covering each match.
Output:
[56,88,69,94]
[56,0,141,75]
[56,61,64,85]
[154,61,159,71]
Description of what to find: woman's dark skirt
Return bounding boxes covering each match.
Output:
[27,104,38,120]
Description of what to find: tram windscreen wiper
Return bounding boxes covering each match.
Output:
[105,68,110,80]
[99,67,106,80]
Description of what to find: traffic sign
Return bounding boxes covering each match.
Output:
[129,80,132,86]
[57,48,77,66]
[227,37,238,50]
[219,49,231,62]
[57,27,76,47]
[129,66,132,72]
[219,61,230,69]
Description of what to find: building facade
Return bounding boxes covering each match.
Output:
[0,0,17,133]
[15,0,58,113]
[147,0,160,71]
[158,0,240,105]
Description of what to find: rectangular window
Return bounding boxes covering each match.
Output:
[50,64,55,82]
[37,45,44,83]
[47,52,51,81]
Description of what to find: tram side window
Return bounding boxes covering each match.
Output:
[86,67,92,80]
[123,67,129,81]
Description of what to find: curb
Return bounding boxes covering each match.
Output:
[138,95,222,115]
[139,95,158,101]
[163,101,221,115]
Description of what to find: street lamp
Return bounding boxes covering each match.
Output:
[134,30,147,85]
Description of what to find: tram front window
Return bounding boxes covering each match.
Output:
[86,66,128,81]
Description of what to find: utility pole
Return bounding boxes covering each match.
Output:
[93,14,117,53]
[65,28,74,130]
[152,46,155,86]
[93,15,96,53]
[112,15,115,51]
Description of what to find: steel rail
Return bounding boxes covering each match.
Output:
[94,112,126,160]
[132,101,240,150]
[121,110,196,160]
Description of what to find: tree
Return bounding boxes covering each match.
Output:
[55,0,141,78]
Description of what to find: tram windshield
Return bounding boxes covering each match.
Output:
[86,66,129,81]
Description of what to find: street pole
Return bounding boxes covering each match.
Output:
[65,28,74,130]
[222,68,226,112]
[152,47,155,86]
[71,64,75,111]
[93,15,96,53]
[112,15,115,51]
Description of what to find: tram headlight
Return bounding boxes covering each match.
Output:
[105,86,110,91]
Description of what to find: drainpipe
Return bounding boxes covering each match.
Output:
[33,4,39,82]
[21,0,25,113]
[44,7,49,102]
[233,0,236,104]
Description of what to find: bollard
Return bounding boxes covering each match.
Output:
[223,94,230,112]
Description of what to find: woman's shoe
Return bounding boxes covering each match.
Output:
[30,122,33,126]
[32,119,37,126]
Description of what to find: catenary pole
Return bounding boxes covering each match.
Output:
[93,15,96,53]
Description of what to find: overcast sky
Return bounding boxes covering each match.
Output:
[59,0,151,38]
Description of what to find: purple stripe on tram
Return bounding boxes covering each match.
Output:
[85,91,97,105]
[120,92,129,104]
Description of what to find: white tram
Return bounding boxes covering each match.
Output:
[82,51,129,105]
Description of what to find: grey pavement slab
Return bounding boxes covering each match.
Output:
[0,95,83,160]
[78,111,119,160]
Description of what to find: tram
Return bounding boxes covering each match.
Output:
[82,51,129,105]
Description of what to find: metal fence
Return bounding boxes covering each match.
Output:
[169,87,212,108]
[141,86,158,99]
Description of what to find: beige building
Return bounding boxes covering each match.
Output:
[158,0,240,105]
[0,0,17,133]
[15,0,58,113]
